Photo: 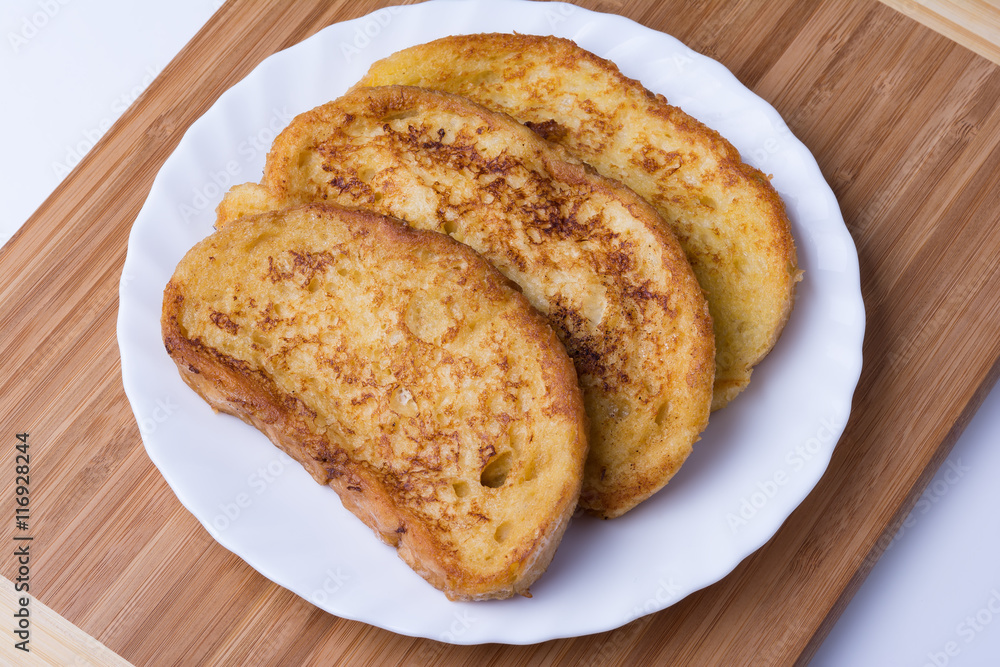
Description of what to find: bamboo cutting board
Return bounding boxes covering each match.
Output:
[3,0,1000,664]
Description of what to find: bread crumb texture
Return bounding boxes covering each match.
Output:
[163,204,587,599]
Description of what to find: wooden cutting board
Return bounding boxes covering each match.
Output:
[3,0,1000,664]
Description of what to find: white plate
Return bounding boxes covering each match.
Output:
[118,0,864,645]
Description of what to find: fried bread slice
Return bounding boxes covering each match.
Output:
[216,85,714,518]
[357,33,801,410]
[162,203,588,600]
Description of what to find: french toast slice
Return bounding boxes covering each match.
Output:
[216,85,714,518]
[356,33,801,410]
[162,203,588,600]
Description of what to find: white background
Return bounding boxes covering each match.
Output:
[2,1,998,664]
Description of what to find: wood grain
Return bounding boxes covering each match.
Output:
[2,0,1000,664]
[880,0,1000,66]
[2,575,134,666]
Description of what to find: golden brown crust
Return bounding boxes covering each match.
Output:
[357,33,801,410]
[163,203,588,599]
[216,85,715,518]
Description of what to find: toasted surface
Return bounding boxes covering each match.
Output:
[162,203,587,600]
[357,33,801,410]
[216,85,714,518]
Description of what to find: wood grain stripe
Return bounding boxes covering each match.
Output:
[880,0,1000,65]
[1,576,133,666]
[3,1,1000,665]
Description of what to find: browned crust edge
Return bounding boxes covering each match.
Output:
[357,33,800,411]
[244,87,715,518]
[162,203,587,600]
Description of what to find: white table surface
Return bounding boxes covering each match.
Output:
[3,1,998,664]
